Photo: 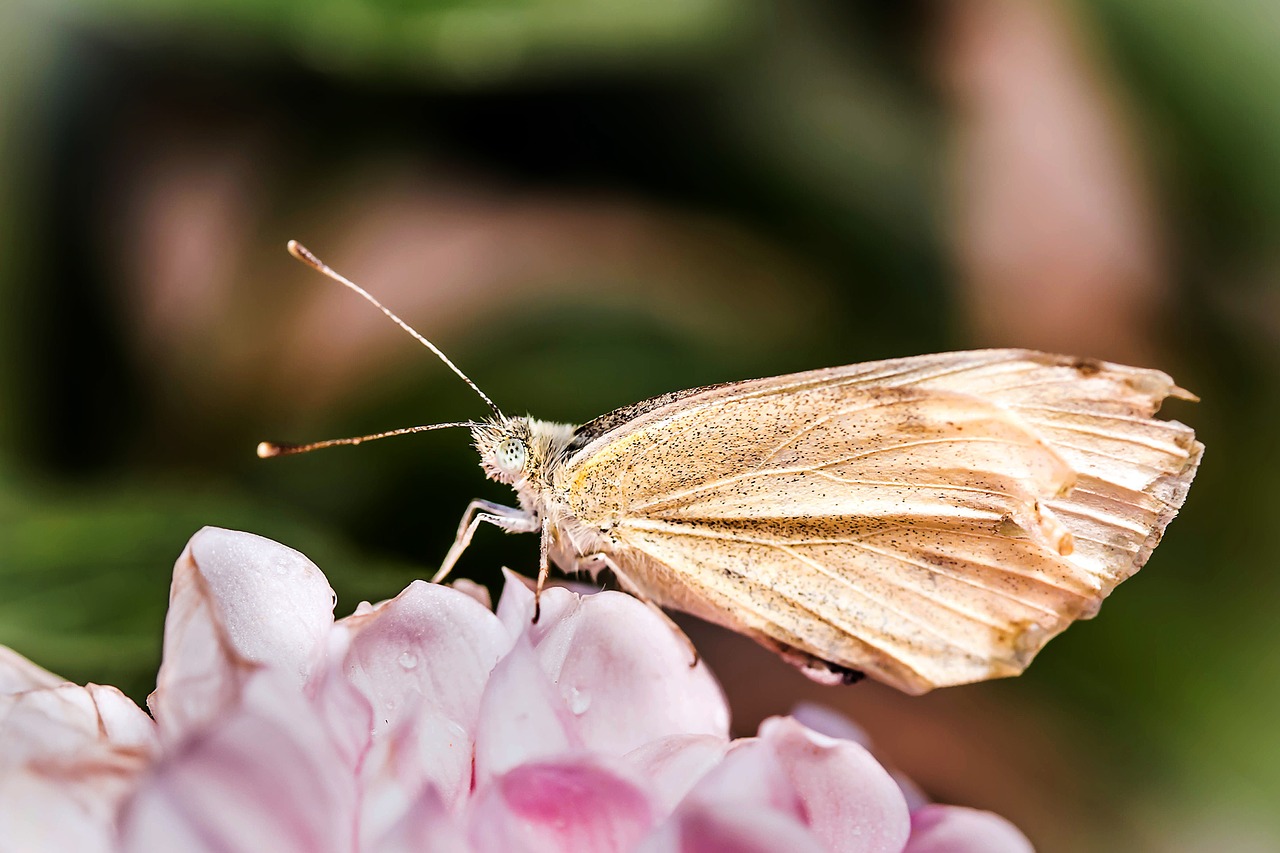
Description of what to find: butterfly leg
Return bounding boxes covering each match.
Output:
[574,552,699,669]
[432,499,537,584]
[533,517,552,624]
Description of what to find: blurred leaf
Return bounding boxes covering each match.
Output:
[1087,0,1280,236]
[0,480,423,703]
[59,0,765,84]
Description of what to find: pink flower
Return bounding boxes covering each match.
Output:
[0,527,1032,852]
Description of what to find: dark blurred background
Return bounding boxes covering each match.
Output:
[1,1,1277,849]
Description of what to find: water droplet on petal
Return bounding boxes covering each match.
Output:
[398,651,419,670]
[568,687,591,715]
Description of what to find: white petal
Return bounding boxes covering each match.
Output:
[0,683,156,853]
[0,646,64,694]
[121,673,355,853]
[371,785,470,853]
[150,528,336,740]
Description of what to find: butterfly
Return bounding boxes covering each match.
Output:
[260,242,1202,694]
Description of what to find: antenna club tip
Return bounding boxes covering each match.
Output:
[257,441,282,459]
[286,240,319,266]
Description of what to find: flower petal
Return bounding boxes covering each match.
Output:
[474,637,582,785]
[120,673,355,853]
[0,683,156,853]
[497,572,730,755]
[679,738,807,818]
[149,528,336,740]
[624,734,729,815]
[449,578,492,610]
[305,627,374,774]
[905,805,1034,853]
[337,579,509,739]
[759,716,911,853]
[87,684,160,749]
[637,801,827,853]
[0,646,65,694]
[468,758,655,853]
[0,682,156,763]
[370,784,470,853]
[494,570,576,640]
[644,741,819,853]
[790,703,929,810]
[790,702,871,746]
[335,579,510,813]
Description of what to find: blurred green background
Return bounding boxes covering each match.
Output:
[1,1,1277,850]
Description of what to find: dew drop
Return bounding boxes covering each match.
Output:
[397,651,419,670]
[568,687,591,715]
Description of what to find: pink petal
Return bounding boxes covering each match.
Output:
[468,758,655,853]
[637,801,827,853]
[759,716,911,853]
[120,673,355,853]
[624,734,729,815]
[790,703,929,810]
[643,741,819,853]
[680,738,807,818]
[150,528,336,740]
[473,637,582,785]
[0,646,65,694]
[449,578,492,610]
[336,579,509,738]
[335,580,510,812]
[494,570,577,640]
[497,573,730,756]
[905,805,1034,853]
[790,702,871,747]
[0,683,156,853]
[305,628,374,774]
[371,785,470,853]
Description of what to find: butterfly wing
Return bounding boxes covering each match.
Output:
[554,350,1201,693]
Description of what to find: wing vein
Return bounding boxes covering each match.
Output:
[772,543,998,658]
[1035,421,1189,454]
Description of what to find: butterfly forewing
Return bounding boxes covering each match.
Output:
[553,349,1201,693]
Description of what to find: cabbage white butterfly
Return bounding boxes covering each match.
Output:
[260,242,1202,694]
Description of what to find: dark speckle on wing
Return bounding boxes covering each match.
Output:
[567,381,737,454]
[1069,357,1103,376]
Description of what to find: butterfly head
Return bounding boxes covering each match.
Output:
[472,418,532,485]
[471,417,576,488]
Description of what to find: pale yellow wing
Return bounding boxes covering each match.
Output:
[555,350,1201,693]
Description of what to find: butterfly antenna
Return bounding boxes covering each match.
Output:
[258,421,479,458]
[286,240,503,419]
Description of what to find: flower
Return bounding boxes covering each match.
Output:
[0,527,1033,852]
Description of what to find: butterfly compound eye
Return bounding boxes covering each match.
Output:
[495,437,527,476]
